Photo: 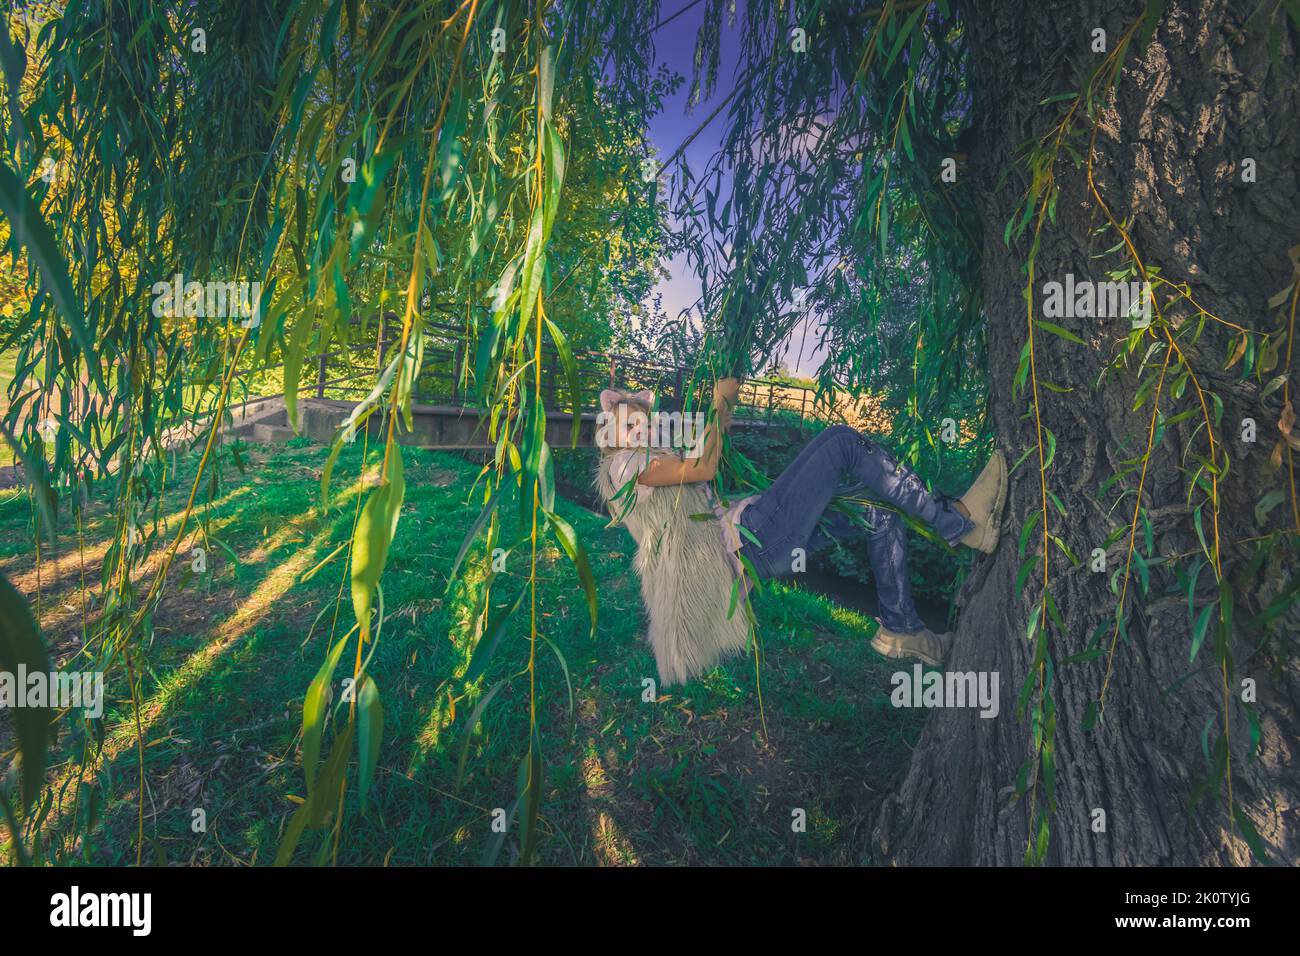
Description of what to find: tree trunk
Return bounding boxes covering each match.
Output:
[875,0,1300,865]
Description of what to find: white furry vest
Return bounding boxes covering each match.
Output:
[595,454,751,687]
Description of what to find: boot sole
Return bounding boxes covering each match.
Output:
[979,451,1008,553]
[962,451,1008,553]
[871,632,944,666]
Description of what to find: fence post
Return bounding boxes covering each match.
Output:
[608,354,617,387]
[315,351,327,398]
[450,341,463,405]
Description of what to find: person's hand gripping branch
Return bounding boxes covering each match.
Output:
[635,376,741,487]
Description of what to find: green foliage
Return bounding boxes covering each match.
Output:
[1,0,1294,869]
[672,0,985,475]
[0,0,670,864]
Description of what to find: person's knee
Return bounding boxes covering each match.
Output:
[823,424,859,443]
[821,424,868,471]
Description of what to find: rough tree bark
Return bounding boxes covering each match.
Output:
[875,0,1300,865]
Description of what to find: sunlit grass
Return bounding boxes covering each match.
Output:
[4,438,928,865]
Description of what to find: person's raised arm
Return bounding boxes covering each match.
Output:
[636,378,740,487]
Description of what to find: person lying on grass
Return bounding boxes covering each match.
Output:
[593,379,1007,687]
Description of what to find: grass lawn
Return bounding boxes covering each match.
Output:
[0,435,927,866]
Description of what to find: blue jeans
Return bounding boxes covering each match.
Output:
[737,425,974,633]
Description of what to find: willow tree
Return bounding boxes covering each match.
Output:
[0,0,662,864]
[682,0,1298,865]
[3,0,1297,869]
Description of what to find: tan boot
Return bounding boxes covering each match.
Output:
[871,623,953,666]
[958,450,1007,554]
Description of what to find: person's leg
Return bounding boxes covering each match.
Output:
[740,425,973,568]
[738,425,967,633]
[802,504,928,634]
[791,494,950,662]
[737,426,867,577]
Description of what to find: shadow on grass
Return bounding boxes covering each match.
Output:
[7,440,927,866]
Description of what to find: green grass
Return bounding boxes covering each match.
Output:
[0,436,927,866]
